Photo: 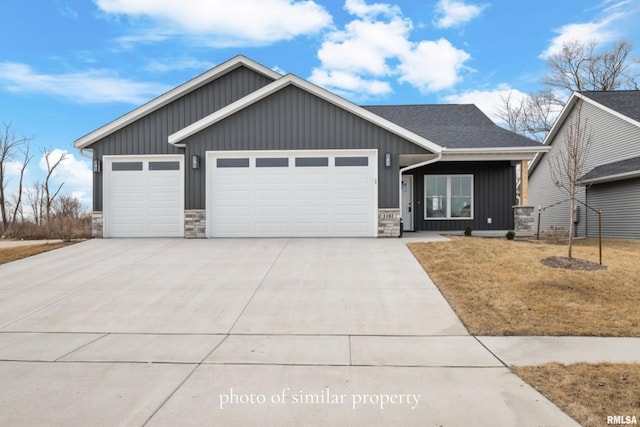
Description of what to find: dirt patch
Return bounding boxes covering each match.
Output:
[540,256,607,271]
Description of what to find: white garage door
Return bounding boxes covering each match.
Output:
[207,150,377,237]
[104,155,184,237]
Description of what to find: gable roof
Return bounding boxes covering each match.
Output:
[73,55,281,150]
[579,90,640,124]
[362,104,541,149]
[530,90,640,176]
[579,155,640,185]
[169,74,444,154]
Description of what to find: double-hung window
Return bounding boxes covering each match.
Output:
[424,175,473,219]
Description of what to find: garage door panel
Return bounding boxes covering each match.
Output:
[208,151,376,237]
[105,156,184,237]
[255,206,289,216]
[255,190,288,200]
[256,174,288,185]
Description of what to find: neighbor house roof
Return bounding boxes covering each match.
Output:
[579,155,640,185]
[73,55,281,150]
[363,104,542,149]
[579,90,640,123]
[529,90,640,176]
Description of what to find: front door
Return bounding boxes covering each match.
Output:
[401,175,414,231]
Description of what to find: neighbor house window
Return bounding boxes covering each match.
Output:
[424,175,473,219]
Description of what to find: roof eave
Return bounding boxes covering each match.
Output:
[579,170,640,186]
[442,146,550,161]
[73,55,282,150]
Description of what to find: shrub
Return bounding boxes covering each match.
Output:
[505,230,516,240]
[464,225,473,237]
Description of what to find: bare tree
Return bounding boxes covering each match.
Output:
[25,182,44,225]
[548,100,593,258]
[41,148,67,225]
[52,193,86,220]
[498,38,639,141]
[0,123,32,234]
[542,39,636,92]
[497,89,560,142]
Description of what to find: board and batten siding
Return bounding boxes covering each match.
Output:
[407,161,516,231]
[182,85,431,209]
[586,178,640,239]
[91,66,275,210]
[529,99,640,237]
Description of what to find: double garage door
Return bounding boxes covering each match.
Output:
[103,150,377,238]
[207,150,378,237]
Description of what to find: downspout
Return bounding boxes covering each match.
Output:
[398,151,443,227]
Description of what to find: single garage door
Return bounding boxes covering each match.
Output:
[104,155,184,237]
[207,150,377,237]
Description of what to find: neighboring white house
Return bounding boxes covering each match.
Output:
[529,90,640,239]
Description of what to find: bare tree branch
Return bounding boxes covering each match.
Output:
[41,147,67,226]
[547,100,593,258]
[499,38,639,142]
[0,123,32,233]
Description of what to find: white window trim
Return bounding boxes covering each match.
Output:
[424,174,474,220]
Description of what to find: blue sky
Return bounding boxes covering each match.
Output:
[1,0,639,210]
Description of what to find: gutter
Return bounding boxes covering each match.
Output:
[78,148,92,160]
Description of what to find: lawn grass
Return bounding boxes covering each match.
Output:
[513,363,640,427]
[0,243,69,265]
[407,237,640,336]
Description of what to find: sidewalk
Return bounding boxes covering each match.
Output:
[478,336,640,366]
[0,239,63,248]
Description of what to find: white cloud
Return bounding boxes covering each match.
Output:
[309,0,471,99]
[398,39,471,93]
[38,149,92,208]
[344,0,401,17]
[144,57,216,73]
[540,1,632,58]
[433,0,486,29]
[316,17,413,77]
[443,84,528,123]
[96,0,332,46]
[0,62,169,104]
[541,21,617,59]
[309,68,392,97]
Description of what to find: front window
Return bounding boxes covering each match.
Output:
[425,175,473,219]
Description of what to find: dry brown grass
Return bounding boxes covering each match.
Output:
[513,363,640,427]
[408,237,640,336]
[0,243,69,265]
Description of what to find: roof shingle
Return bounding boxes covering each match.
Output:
[362,104,540,149]
[579,155,640,183]
[579,90,640,123]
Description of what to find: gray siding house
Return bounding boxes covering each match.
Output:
[74,55,545,238]
[528,90,640,239]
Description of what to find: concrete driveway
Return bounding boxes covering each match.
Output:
[0,238,578,426]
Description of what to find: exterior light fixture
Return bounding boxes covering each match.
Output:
[192,154,200,170]
[93,159,101,173]
[385,152,392,167]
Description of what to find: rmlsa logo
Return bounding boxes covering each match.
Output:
[607,415,638,425]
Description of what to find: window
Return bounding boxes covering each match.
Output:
[295,157,328,167]
[424,175,473,219]
[149,161,180,171]
[335,157,368,167]
[112,162,143,171]
[256,158,288,167]
[217,158,250,168]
